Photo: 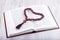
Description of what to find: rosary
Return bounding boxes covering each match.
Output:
[16,8,44,29]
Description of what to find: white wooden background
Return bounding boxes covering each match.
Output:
[0,0,60,40]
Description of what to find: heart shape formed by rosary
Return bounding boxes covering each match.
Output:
[16,8,44,29]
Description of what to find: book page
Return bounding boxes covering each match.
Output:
[4,7,35,37]
[30,5,58,31]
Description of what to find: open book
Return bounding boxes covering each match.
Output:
[3,5,59,38]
